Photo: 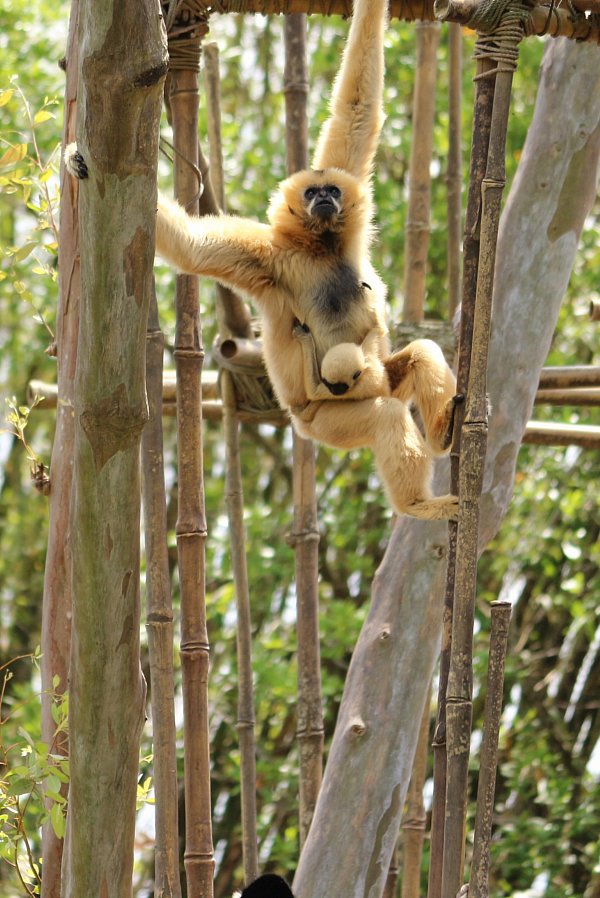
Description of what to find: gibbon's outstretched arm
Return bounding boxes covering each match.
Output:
[156,193,279,304]
[312,0,387,182]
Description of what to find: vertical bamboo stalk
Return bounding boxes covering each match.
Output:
[427,58,496,898]
[446,23,462,320]
[203,39,259,884]
[221,372,259,883]
[470,601,511,898]
[203,43,253,340]
[142,284,182,898]
[40,3,79,895]
[403,20,440,323]
[284,13,324,847]
[441,67,516,898]
[401,689,431,898]
[169,65,215,898]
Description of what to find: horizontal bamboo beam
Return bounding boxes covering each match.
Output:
[199,0,436,20]
[198,0,600,16]
[435,0,600,42]
[538,366,600,389]
[523,421,600,449]
[534,388,600,406]
[28,379,600,443]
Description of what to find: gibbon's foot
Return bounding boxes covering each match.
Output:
[64,142,88,179]
[430,392,465,455]
[403,494,459,522]
[440,393,465,452]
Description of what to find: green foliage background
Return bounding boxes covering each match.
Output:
[0,2,599,896]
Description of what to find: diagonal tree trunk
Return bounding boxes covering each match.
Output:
[295,36,600,898]
[61,2,168,896]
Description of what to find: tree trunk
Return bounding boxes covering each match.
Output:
[40,2,80,896]
[295,36,600,898]
[61,2,167,896]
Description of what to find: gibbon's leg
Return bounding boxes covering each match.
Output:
[293,397,459,521]
[384,339,461,455]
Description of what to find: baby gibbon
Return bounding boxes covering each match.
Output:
[67,0,459,520]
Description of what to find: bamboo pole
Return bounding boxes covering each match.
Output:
[427,56,496,898]
[442,56,518,898]
[538,366,600,389]
[401,690,432,898]
[523,422,600,448]
[469,601,511,898]
[168,58,215,898]
[221,371,260,883]
[203,39,259,883]
[284,12,324,848]
[446,22,462,321]
[142,285,182,898]
[403,20,440,323]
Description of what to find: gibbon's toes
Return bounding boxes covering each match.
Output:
[403,494,459,521]
[432,393,465,454]
[64,142,88,180]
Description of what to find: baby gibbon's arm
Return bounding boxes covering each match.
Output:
[156,193,278,303]
[312,0,387,182]
[293,325,334,402]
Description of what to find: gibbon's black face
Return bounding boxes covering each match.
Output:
[303,183,342,220]
[240,874,296,898]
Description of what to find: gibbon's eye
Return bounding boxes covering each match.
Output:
[304,187,318,201]
[352,370,361,380]
[326,185,342,199]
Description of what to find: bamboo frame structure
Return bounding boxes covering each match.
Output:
[403,19,440,322]
[284,12,325,847]
[204,41,260,884]
[142,285,182,898]
[166,23,216,894]
[469,601,511,898]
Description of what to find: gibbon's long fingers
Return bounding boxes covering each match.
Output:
[155,193,277,303]
[402,495,459,522]
[311,0,387,182]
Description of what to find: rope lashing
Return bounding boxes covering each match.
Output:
[161,1,210,71]
[469,0,535,76]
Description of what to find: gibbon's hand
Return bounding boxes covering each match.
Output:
[292,322,312,342]
[64,143,88,179]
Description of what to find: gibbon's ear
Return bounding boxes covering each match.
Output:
[239,873,295,898]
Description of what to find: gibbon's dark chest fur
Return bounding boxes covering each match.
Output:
[313,260,363,321]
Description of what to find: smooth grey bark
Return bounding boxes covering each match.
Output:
[295,36,600,898]
[61,2,167,896]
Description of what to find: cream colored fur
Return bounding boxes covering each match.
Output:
[152,0,458,521]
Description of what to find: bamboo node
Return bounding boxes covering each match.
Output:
[173,347,205,360]
[287,527,320,548]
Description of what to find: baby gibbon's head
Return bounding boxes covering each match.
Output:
[268,167,367,239]
[320,342,365,395]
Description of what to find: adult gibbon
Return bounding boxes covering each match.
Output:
[66,0,459,520]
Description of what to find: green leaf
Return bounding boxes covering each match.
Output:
[50,801,65,839]
[33,109,54,124]
[0,89,15,107]
[0,143,28,166]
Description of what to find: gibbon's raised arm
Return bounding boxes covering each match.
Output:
[156,193,278,304]
[312,0,387,182]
